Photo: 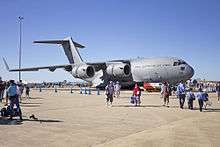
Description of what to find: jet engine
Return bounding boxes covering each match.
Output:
[71,65,95,78]
[106,63,131,77]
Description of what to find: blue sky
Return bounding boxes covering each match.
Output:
[0,0,219,82]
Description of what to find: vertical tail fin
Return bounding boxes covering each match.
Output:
[33,37,84,64]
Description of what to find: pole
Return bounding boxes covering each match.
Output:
[18,16,23,81]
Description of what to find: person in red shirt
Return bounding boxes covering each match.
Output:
[133,83,141,106]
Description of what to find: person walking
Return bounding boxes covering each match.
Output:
[114,81,121,98]
[177,81,186,109]
[202,89,210,109]
[196,88,205,112]
[25,85,30,99]
[186,88,195,110]
[216,82,220,103]
[161,82,170,107]
[133,83,141,106]
[7,80,22,120]
[105,81,114,107]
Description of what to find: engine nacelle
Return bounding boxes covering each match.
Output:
[71,65,95,79]
[106,63,131,77]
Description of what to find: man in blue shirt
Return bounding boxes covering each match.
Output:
[196,88,206,112]
[187,88,195,110]
[6,80,22,120]
[177,81,186,109]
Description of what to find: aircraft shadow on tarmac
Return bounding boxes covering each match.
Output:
[0,118,22,125]
[200,108,220,112]
[0,117,63,125]
[20,104,41,107]
[21,102,43,105]
[22,118,63,123]
[20,102,42,107]
[29,97,44,100]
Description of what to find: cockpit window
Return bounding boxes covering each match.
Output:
[180,67,185,70]
[180,61,186,64]
[173,61,187,66]
[173,62,179,66]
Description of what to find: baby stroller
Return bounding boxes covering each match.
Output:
[1,105,22,120]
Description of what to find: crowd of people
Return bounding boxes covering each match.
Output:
[1,75,220,121]
[105,81,142,107]
[162,80,220,112]
[0,77,31,120]
[105,80,220,112]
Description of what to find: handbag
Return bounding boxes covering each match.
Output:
[130,96,135,104]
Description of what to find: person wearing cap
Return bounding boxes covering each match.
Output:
[177,81,186,109]
[161,82,170,107]
[6,80,22,120]
[105,81,115,106]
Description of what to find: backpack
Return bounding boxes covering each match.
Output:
[188,92,195,100]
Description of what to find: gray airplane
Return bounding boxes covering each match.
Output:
[3,37,194,88]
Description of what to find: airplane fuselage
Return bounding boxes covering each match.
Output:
[73,57,194,87]
[131,57,194,85]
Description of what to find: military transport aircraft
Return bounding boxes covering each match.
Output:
[3,37,194,88]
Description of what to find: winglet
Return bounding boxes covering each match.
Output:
[2,57,10,71]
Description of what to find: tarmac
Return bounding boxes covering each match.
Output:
[0,89,220,147]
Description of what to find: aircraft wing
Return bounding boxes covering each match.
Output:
[86,60,130,71]
[3,58,72,72]
[9,64,72,72]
